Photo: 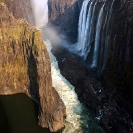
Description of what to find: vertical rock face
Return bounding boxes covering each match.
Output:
[101,1,133,133]
[51,0,133,132]
[104,1,133,90]
[0,2,66,132]
[48,0,81,42]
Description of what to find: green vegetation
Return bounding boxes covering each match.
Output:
[32,44,38,50]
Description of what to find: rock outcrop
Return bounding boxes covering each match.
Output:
[0,2,66,132]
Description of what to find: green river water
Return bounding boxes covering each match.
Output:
[0,93,52,133]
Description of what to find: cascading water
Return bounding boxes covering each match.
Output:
[101,0,114,71]
[78,0,89,55]
[77,0,96,59]
[91,2,105,68]
[77,0,114,72]
[31,0,105,132]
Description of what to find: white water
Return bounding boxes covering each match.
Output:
[77,0,106,67]
[76,0,114,72]
[30,0,105,132]
[91,2,105,68]
[77,0,90,57]
[30,0,48,29]
[44,40,85,133]
[87,0,98,54]
[82,1,93,58]
[77,0,95,59]
[80,0,89,53]
[44,40,104,133]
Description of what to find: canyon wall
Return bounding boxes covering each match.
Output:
[50,0,133,132]
[103,1,133,96]
[48,0,82,43]
[101,1,133,132]
[0,1,66,132]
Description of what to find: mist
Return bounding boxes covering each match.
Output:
[30,0,48,29]
[30,0,70,50]
[43,25,69,46]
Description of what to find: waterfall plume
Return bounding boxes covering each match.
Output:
[30,0,48,29]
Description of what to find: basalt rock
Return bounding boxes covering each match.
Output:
[0,3,66,132]
[101,1,133,133]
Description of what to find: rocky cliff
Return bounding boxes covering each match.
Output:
[101,1,133,133]
[50,0,133,133]
[103,1,133,95]
[0,2,66,132]
[1,0,34,24]
[48,0,82,43]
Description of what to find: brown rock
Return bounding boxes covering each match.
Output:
[0,3,66,132]
[1,0,34,24]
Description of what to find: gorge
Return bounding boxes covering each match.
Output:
[48,0,133,133]
[0,0,133,133]
[32,0,105,132]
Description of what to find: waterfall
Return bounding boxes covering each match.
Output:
[77,0,91,57]
[91,2,105,68]
[83,0,98,59]
[77,0,114,72]
[82,1,93,58]
[30,0,48,28]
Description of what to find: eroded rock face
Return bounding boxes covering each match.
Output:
[48,0,81,43]
[51,1,133,131]
[0,3,66,132]
[101,1,133,132]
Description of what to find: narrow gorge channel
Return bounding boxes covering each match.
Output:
[43,39,105,133]
[30,0,104,132]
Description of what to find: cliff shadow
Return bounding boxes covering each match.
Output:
[28,36,40,121]
[0,97,11,133]
[28,51,39,101]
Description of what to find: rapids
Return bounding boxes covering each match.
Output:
[43,40,105,133]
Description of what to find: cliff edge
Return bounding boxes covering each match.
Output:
[0,2,66,132]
